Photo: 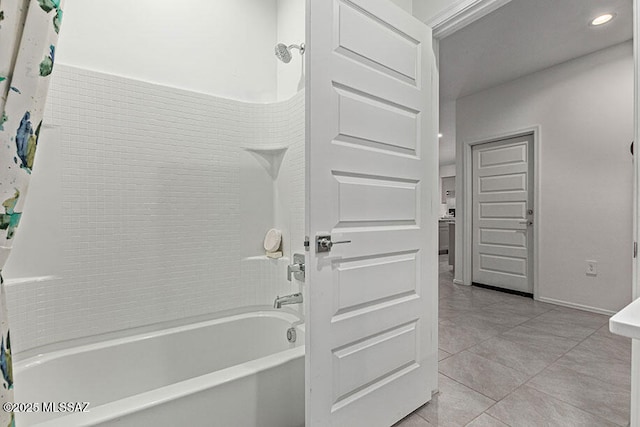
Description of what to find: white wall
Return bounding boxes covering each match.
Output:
[440,100,457,217]
[439,99,456,166]
[413,0,458,23]
[276,0,306,100]
[56,0,278,102]
[391,0,413,13]
[455,41,634,313]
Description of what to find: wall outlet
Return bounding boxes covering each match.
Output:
[586,260,597,276]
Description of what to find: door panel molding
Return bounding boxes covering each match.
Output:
[306,0,438,425]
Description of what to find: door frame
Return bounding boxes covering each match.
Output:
[633,0,640,303]
[463,127,540,297]
[425,0,513,39]
[632,2,639,424]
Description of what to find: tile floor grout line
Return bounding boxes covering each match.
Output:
[458,317,620,424]
[475,317,628,426]
[412,409,431,425]
[517,323,629,426]
[523,380,628,427]
[477,409,515,427]
[529,348,632,393]
[441,347,539,399]
[433,256,628,427]
[463,412,498,427]
[499,323,585,376]
[437,371,499,403]
[515,322,601,343]
[485,412,514,427]
[439,319,530,356]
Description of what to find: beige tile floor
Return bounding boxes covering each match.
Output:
[395,255,632,427]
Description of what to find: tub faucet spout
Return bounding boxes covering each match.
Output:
[274,293,303,309]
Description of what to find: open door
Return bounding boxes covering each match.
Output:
[305,0,438,425]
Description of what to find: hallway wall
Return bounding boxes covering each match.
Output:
[455,41,634,313]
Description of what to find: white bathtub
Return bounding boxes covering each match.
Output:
[14,310,305,427]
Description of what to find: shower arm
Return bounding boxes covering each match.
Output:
[288,43,305,54]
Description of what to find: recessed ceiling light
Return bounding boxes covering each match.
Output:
[590,13,614,26]
[438,133,443,138]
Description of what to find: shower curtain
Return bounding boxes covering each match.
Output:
[0,0,64,424]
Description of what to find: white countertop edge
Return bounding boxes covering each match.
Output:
[610,297,640,339]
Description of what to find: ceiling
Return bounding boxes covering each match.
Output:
[439,0,632,102]
[437,0,632,166]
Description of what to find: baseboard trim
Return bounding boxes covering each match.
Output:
[453,279,466,286]
[536,297,616,316]
[472,282,533,298]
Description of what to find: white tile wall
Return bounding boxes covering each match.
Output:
[5,65,305,354]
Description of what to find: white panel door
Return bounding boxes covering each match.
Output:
[306,0,438,426]
[472,135,533,294]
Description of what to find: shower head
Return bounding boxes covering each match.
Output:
[275,43,292,63]
[275,43,305,63]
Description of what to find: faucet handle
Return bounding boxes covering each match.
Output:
[287,254,306,282]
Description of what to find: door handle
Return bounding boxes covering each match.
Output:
[316,235,351,252]
[518,221,533,226]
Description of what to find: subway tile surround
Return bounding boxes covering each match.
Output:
[5,65,305,353]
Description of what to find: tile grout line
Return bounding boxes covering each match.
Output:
[522,381,627,427]
[412,410,431,425]
[473,411,515,427]
[514,321,630,426]
[437,257,623,427]
[438,371,499,403]
[438,306,553,357]
[439,327,623,425]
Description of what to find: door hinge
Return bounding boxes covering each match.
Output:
[304,236,310,251]
[634,241,637,258]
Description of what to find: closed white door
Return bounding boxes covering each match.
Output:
[472,135,533,294]
[305,0,438,426]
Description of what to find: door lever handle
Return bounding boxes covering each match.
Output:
[316,235,351,252]
[518,221,533,226]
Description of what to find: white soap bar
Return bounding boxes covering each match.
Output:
[264,228,282,252]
